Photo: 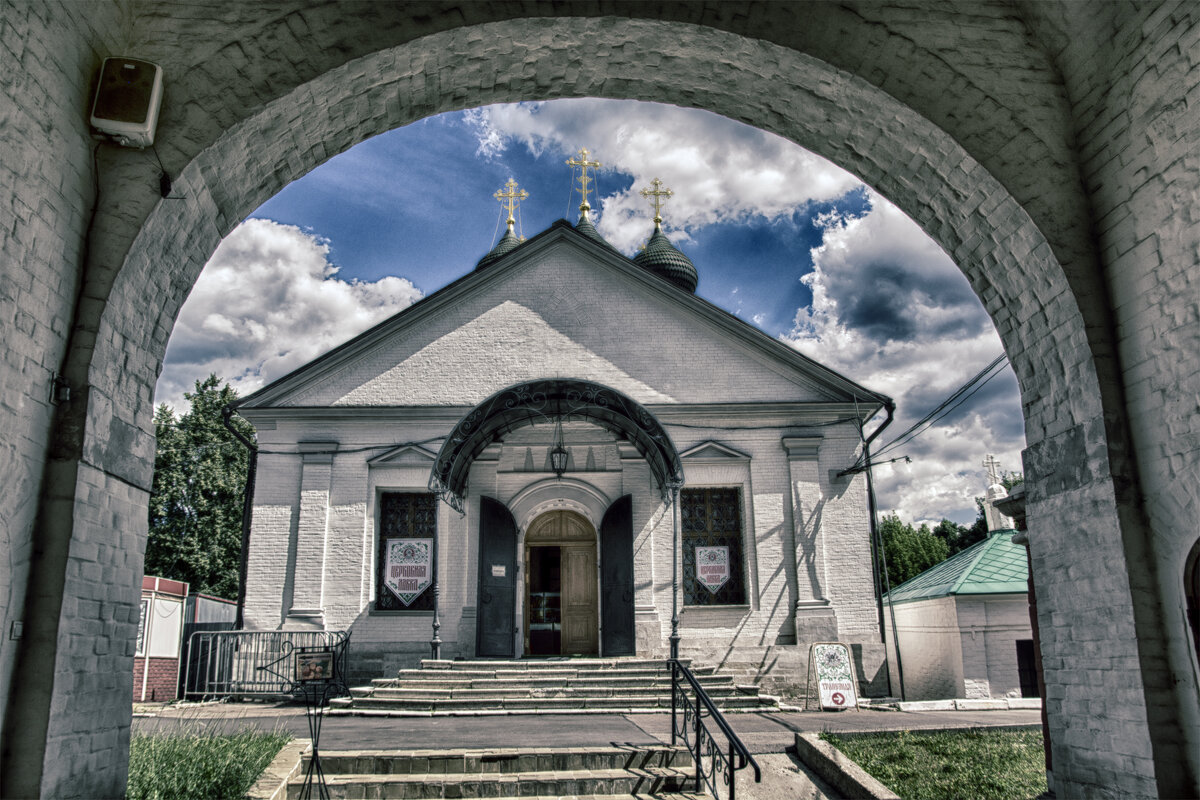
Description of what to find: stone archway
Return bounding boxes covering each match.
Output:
[2,6,1196,799]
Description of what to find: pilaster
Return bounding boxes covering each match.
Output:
[784,436,838,642]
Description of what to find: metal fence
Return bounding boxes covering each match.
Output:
[182,630,348,700]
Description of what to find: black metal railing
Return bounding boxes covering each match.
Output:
[669,659,761,800]
[182,630,349,700]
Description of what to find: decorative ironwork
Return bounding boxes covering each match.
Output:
[670,659,760,800]
[682,488,747,605]
[182,630,347,699]
[376,493,438,611]
[428,379,684,513]
[256,633,350,800]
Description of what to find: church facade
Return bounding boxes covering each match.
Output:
[237,207,892,689]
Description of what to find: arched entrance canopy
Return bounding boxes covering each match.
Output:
[429,379,684,513]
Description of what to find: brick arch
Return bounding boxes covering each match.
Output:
[94,18,1149,792]
[5,9,1194,800]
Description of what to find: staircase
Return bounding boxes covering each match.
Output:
[333,658,783,715]
[289,744,705,799]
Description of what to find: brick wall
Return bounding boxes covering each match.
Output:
[2,4,1196,798]
[132,656,179,703]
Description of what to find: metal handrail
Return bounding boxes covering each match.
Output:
[669,659,761,800]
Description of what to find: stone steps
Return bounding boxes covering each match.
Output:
[291,745,699,799]
[336,657,782,715]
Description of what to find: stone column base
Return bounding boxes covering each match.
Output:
[283,608,325,630]
[795,602,839,643]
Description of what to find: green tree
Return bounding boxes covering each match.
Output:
[145,375,254,598]
[878,513,950,588]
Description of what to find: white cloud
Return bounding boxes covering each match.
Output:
[157,219,423,411]
[465,99,862,252]
[783,192,1026,525]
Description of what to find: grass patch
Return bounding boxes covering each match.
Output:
[127,725,291,800]
[821,728,1046,800]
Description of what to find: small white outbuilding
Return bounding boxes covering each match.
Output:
[883,528,1036,701]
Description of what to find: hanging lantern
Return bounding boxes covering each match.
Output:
[550,415,569,477]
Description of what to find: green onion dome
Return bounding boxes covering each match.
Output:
[633,222,698,292]
[475,223,522,271]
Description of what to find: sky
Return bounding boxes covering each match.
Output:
[157,98,1025,526]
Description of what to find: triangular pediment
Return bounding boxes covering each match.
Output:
[237,222,889,414]
[367,444,438,467]
[680,440,752,462]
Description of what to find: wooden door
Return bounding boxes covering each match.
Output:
[526,511,598,656]
[477,496,517,657]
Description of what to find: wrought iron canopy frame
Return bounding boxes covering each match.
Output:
[429,379,684,513]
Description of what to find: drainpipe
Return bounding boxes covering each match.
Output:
[222,405,257,630]
[839,399,901,699]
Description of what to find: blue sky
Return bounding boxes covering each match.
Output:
[159,99,1024,525]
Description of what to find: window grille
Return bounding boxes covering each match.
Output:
[682,487,747,605]
[375,492,437,611]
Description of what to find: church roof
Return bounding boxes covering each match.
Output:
[237,219,891,412]
[634,223,697,292]
[883,530,1028,604]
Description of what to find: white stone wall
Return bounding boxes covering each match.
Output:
[885,594,1034,702]
[241,407,879,682]
[955,595,1034,699]
[885,596,965,701]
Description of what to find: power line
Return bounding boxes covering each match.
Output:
[872,353,1007,459]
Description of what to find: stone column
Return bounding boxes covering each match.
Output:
[285,441,337,629]
[784,436,838,643]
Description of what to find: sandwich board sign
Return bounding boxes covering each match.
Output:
[807,642,859,710]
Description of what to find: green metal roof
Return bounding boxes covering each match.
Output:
[883,530,1028,604]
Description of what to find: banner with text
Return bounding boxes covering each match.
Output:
[385,538,433,606]
[695,546,730,594]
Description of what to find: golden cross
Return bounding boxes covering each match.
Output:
[565,147,602,209]
[640,178,673,223]
[493,178,528,224]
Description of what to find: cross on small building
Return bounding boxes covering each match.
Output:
[983,454,1003,486]
[640,178,673,223]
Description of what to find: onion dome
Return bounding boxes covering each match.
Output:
[574,206,612,248]
[477,178,529,271]
[634,221,698,292]
[475,221,521,270]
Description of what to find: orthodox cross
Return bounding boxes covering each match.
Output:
[640,178,673,223]
[565,147,602,210]
[983,453,1003,485]
[493,178,528,224]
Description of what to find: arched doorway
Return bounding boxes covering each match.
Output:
[524,510,598,656]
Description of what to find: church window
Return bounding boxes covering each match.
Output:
[682,487,747,605]
[375,492,438,612]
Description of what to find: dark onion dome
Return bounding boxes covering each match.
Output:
[634,222,698,292]
[475,222,522,271]
[574,206,616,250]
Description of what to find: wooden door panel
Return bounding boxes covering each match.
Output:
[561,545,598,655]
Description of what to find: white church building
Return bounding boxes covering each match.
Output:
[236,172,893,690]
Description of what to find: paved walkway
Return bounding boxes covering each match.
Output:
[133,703,1041,755]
